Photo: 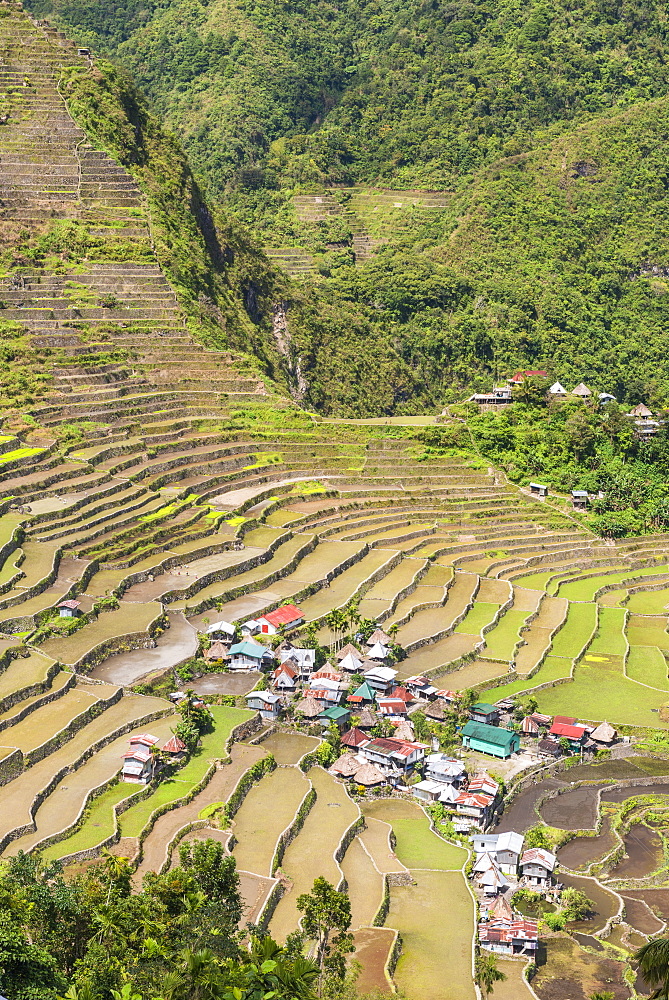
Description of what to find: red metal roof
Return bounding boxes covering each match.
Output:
[58,599,81,610]
[389,685,412,703]
[261,604,303,627]
[553,715,576,726]
[455,792,491,808]
[162,735,186,754]
[549,722,586,740]
[365,737,425,757]
[273,663,297,679]
[377,698,408,715]
[342,727,368,748]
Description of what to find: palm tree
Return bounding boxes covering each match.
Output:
[634,937,669,999]
[475,950,507,998]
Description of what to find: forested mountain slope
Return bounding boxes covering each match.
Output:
[19,0,669,412]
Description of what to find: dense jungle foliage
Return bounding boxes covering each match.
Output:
[0,846,364,1000]
[25,0,669,419]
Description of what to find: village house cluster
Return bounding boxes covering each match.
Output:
[469,369,663,447]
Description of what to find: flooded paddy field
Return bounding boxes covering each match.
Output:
[621,893,664,935]
[531,935,630,1000]
[90,612,197,685]
[606,824,665,881]
[621,888,669,924]
[561,873,620,933]
[496,778,567,833]
[540,784,604,830]
[387,869,475,1000]
[557,814,618,871]
[231,766,309,876]
[268,768,359,941]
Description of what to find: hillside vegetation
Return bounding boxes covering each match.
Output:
[24,0,669,417]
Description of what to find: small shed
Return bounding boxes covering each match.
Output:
[162,735,187,762]
[521,716,540,737]
[330,754,360,778]
[206,620,235,639]
[367,628,392,646]
[571,382,592,398]
[572,490,588,510]
[204,640,228,663]
[367,641,390,661]
[529,482,548,497]
[57,599,81,618]
[295,695,322,719]
[357,708,378,730]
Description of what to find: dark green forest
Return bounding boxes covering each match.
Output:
[24,0,669,418]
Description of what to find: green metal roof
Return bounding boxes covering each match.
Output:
[320,706,351,720]
[462,721,517,748]
[472,702,498,714]
[354,681,375,700]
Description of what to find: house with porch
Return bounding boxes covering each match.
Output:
[229,640,274,671]
[279,646,316,680]
[358,736,427,774]
[470,702,499,725]
[245,691,282,721]
[519,848,557,887]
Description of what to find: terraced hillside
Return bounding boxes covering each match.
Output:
[264,187,451,278]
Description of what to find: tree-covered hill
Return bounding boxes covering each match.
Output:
[21,0,669,414]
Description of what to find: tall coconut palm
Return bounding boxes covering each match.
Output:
[475,950,507,998]
[634,937,669,998]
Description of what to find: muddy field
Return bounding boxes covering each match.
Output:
[557,814,618,870]
[606,824,665,881]
[531,935,631,1000]
[541,784,603,830]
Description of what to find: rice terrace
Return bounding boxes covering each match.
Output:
[4,3,669,1000]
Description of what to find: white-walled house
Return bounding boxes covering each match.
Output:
[228,640,274,671]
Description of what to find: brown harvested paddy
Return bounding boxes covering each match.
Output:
[210,538,361,621]
[231,766,309,877]
[387,869,475,1000]
[255,731,318,765]
[513,586,544,612]
[531,935,629,1000]
[557,814,618,871]
[358,817,406,874]
[298,547,399,621]
[476,577,511,603]
[394,572,477,645]
[90,612,197,685]
[0,669,71,728]
[540,785,604,831]
[606,824,664,880]
[621,893,664,935]
[390,585,443,624]
[174,534,319,615]
[361,556,427,603]
[0,649,55,704]
[514,628,554,672]
[134,743,266,880]
[0,682,104,753]
[340,835,385,929]
[561,872,620,933]
[5,714,177,857]
[0,693,170,845]
[238,871,277,926]
[351,927,396,995]
[433,657,510,690]
[269,768,359,942]
[121,546,267,602]
[397,632,478,678]
[40,603,162,665]
[489,957,536,1000]
[419,563,455,586]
